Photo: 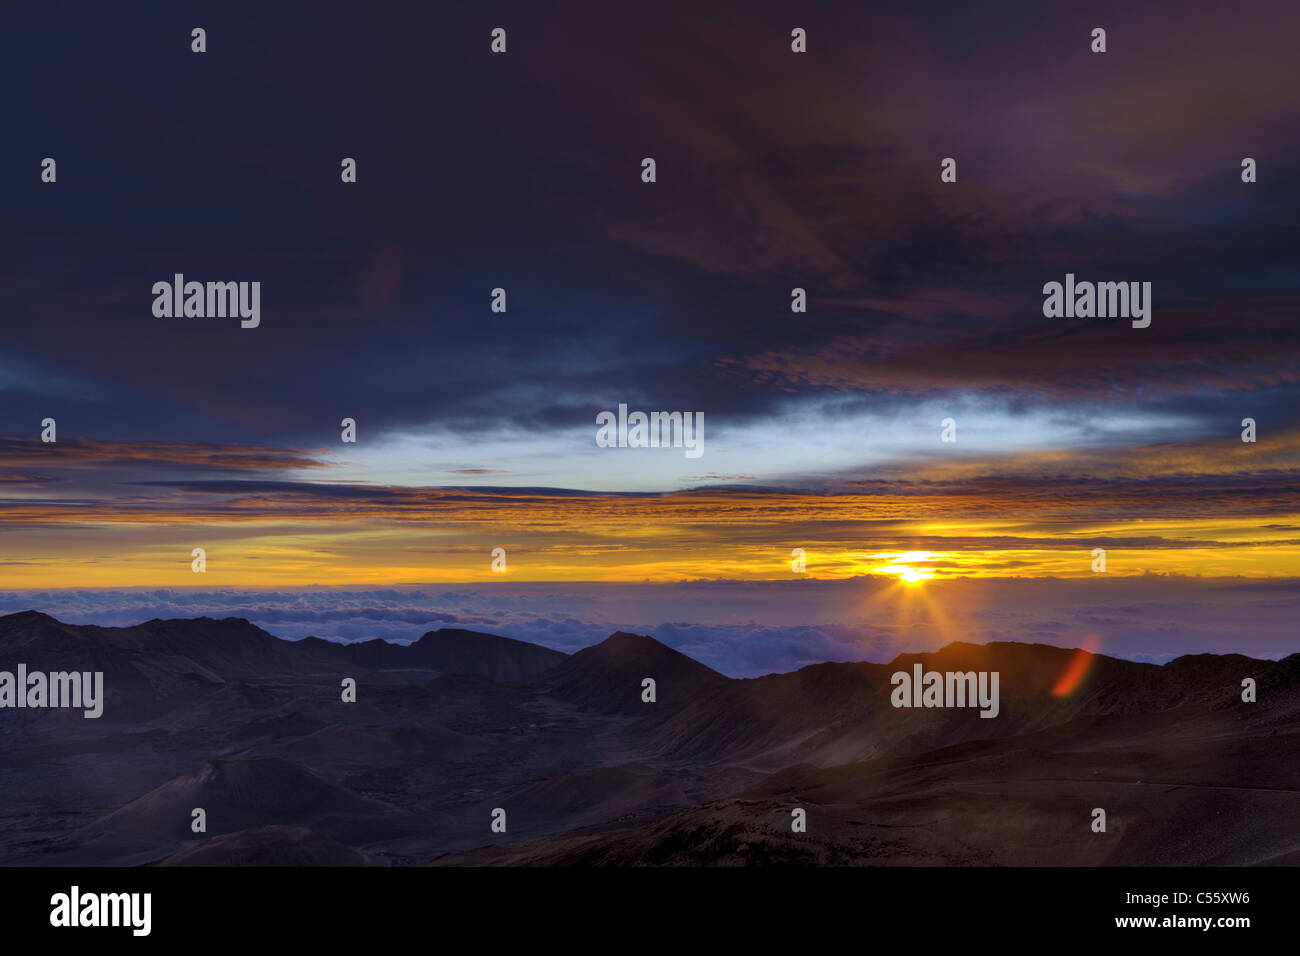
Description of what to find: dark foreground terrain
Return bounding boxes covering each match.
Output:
[0,610,1296,866]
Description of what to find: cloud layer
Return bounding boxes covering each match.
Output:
[3,576,1296,677]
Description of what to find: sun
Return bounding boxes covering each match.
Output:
[870,550,939,584]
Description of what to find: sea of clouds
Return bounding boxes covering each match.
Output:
[2,577,1296,678]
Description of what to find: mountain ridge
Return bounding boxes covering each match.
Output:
[2,611,1297,867]
[0,611,568,686]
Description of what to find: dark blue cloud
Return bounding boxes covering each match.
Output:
[2,0,1297,455]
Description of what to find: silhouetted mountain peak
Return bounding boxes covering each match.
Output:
[0,609,79,641]
[79,757,412,860]
[585,631,720,670]
[891,640,1075,669]
[0,609,58,624]
[160,825,364,867]
[405,627,568,682]
[548,631,725,714]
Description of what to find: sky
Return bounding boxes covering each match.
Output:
[1,1,1297,664]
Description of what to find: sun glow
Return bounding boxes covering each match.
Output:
[873,550,940,584]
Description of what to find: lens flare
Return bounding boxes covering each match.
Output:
[1052,633,1100,697]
